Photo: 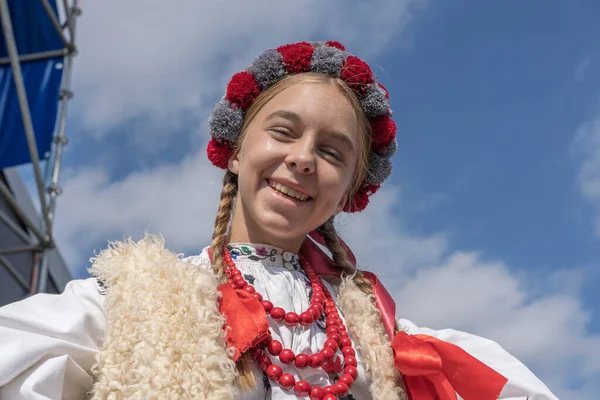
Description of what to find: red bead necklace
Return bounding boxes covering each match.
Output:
[221,245,358,399]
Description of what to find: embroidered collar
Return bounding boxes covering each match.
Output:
[227,243,301,271]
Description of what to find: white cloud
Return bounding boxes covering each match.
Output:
[72,0,425,139]
[54,150,224,267]
[572,116,600,236]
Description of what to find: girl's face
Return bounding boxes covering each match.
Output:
[228,81,361,251]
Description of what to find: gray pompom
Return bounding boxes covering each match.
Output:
[365,152,392,185]
[361,83,390,118]
[208,100,245,142]
[248,49,286,90]
[310,45,347,76]
[380,138,398,158]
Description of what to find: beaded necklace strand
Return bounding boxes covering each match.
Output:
[220,245,358,399]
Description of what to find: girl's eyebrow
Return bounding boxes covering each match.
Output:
[264,109,302,125]
[265,109,355,154]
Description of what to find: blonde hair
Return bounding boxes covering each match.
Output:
[210,73,376,389]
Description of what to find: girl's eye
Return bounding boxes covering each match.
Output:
[321,148,343,163]
[270,128,292,138]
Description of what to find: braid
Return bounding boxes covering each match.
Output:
[318,217,374,296]
[210,171,238,284]
[210,171,257,390]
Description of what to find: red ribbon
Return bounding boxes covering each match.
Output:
[392,331,508,400]
[217,283,269,361]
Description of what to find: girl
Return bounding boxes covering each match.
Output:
[0,41,559,400]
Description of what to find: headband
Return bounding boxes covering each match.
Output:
[206,41,397,212]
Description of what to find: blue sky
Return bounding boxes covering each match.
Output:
[394,0,600,267]
[17,0,600,397]
[383,0,600,322]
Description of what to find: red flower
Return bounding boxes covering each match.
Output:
[371,115,396,153]
[226,71,261,110]
[277,42,314,73]
[326,41,345,51]
[345,184,380,213]
[206,137,234,169]
[341,56,373,94]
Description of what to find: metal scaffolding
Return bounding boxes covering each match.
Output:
[0,0,81,303]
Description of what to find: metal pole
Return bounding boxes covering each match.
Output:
[0,180,47,243]
[36,250,49,293]
[0,0,52,245]
[48,3,80,230]
[0,245,44,256]
[0,256,30,292]
[39,0,71,50]
[0,208,34,243]
[61,0,73,43]
[0,48,69,66]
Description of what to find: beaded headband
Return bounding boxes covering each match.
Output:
[206,41,397,212]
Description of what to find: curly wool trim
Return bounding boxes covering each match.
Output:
[338,276,407,400]
[87,235,239,400]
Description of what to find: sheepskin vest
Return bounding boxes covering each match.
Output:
[87,235,405,400]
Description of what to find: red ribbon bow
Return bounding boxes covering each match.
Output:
[392,331,508,400]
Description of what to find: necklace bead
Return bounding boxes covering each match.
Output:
[267,340,282,356]
[340,337,352,347]
[279,348,295,364]
[261,300,274,313]
[342,346,355,357]
[344,355,358,367]
[293,380,311,396]
[334,382,349,396]
[278,373,296,390]
[323,385,337,395]
[300,311,313,326]
[266,364,283,380]
[309,386,325,400]
[339,373,354,387]
[257,354,272,370]
[320,347,335,360]
[309,353,325,368]
[284,312,300,325]
[270,307,285,321]
[329,333,342,345]
[324,339,338,352]
[294,353,310,369]
[344,365,358,380]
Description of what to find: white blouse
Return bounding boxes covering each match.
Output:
[0,243,559,400]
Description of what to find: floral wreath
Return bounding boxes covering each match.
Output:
[206,41,397,213]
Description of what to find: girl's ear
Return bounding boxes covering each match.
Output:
[228,150,240,175]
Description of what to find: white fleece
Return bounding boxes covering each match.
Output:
[88,234,239,400]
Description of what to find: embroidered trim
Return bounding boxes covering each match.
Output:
[227,243,301,271]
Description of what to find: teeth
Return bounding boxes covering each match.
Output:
[271,181,309,201]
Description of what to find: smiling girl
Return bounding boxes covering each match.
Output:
[0,41,558,400]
